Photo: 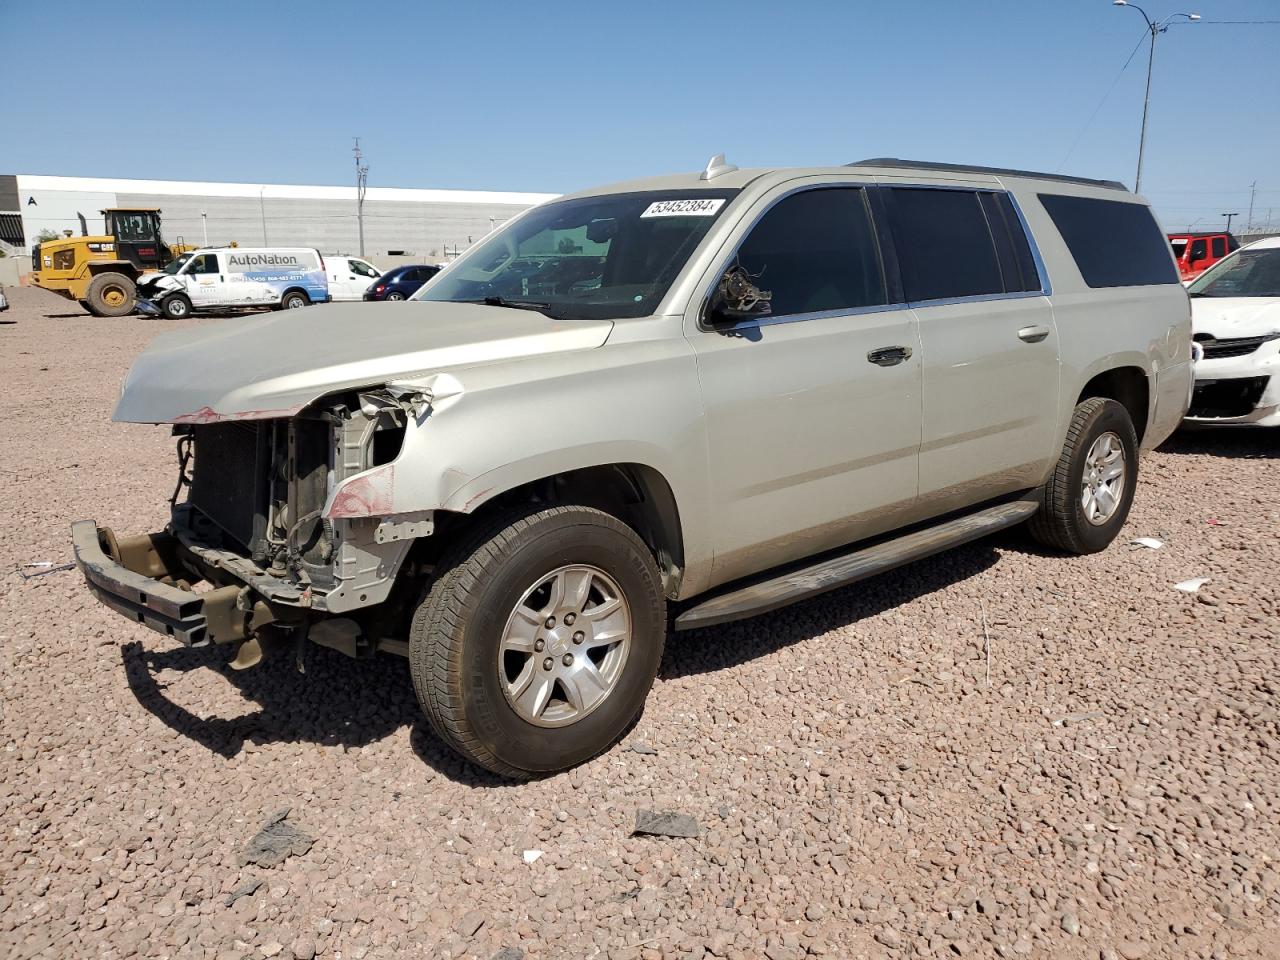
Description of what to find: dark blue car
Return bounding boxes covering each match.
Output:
[363,263,441,301]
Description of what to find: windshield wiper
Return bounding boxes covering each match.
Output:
[468,295,554,313]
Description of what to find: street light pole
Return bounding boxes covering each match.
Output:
[1113,2,1200,194]
[1222,212,1238,232]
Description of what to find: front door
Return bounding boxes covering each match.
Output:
[328,257,380,300]
[881,186,1060,513]
[688,185,922,588]
[183,252,226,308]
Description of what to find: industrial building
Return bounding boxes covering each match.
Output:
[0,173,558,272]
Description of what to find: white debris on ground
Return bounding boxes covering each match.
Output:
[1,286,1277,960]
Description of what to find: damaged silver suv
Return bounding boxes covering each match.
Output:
[75,157,1192,777]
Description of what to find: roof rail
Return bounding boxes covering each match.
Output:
[848,158,1128,192]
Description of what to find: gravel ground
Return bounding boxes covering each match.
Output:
[1,285,1277,960]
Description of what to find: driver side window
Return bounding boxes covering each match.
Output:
[1189,239,1208,263]
[734,188,887,318]
[188,254,220,275]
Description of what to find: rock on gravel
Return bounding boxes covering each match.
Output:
[0,285,1277,960]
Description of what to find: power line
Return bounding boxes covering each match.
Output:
[1057,29,1149,171]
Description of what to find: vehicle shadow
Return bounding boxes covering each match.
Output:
[1158,427,1279,459]
[120,639,511,785]
[121,536,1006,780]
[662,538,1002,680]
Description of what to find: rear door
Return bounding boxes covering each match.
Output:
[687,182,922,587]
[881,185,1060,515]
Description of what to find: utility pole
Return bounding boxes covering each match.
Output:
[354,137,369,257]
[259,187,268,245]
[1222,212,1238,232]
[1246,181,1257,233]
[200,210,208,246]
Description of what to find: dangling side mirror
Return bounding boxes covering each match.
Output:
[706,266,772,324]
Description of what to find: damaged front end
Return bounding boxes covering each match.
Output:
[73,386,432,667]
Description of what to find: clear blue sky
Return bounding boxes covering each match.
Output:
[3,0,1278,232]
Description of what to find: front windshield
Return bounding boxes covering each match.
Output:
[415,189,739,319]
[1170,239,1187,260]
[163,253,192,275]
[1188,247,1280,298]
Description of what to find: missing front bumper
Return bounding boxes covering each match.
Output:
[70,520,264,646]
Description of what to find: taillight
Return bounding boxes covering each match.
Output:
[375,285,385,293]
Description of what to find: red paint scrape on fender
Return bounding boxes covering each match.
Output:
[326,466,396,519]
[172,404,301,425]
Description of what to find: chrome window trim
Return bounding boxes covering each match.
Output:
[704,300,913,333]
[905,289,1049,310]
[696,181,1053,333]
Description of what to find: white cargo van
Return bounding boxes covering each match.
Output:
[325,254,382,301]
[137,247,329,319]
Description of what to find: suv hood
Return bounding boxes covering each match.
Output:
[1191,297,1280,338]
[113,301,613,424]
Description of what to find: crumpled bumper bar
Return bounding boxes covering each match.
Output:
[71,520,229,646]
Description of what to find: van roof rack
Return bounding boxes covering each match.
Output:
[848,158,1129,192]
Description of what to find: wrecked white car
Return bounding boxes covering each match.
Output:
[1186,236,1280,426]
[75,157,1192,777]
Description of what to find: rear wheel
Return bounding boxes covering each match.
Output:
[385,291,405,301]
[1029,397,1138,554]
[281,290,309,310]
[161,293,192,320]
[84,272,136,317]
[409,505,666,778]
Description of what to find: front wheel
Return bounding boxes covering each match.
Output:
[1028,397,1138,554]
[281,291,309,310]
[409,506,666,778]
[161,293,193,320]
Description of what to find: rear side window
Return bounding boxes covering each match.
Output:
[1038,194,1178,287]
[1211,237,1226,258]
[734,188,886,317]
[886,188,1039,301]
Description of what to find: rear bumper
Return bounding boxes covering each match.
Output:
[71,520,244,646]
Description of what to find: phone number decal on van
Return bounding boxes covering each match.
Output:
[640,198,726,218]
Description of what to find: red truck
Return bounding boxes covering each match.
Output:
[1168,231,1239,282]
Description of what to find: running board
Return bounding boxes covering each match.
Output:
[673,498,1039,631]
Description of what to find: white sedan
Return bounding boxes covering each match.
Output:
[1185,236,1280,427]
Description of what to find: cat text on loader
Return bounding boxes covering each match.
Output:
[30,208,188,317]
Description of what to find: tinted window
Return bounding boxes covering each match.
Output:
[1190,239,1208,262]
[733,188,886,317]
[978,192,1042,293]
[1211,237,1226,258]
[1038,194,1179,287]
[886,188,1004,301]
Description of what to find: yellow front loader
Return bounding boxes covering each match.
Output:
[30,208,185,317]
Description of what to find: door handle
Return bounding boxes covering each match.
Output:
[1018,325,1050,343]
[866,345,912,366]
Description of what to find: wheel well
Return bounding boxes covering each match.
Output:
[428,464,685,597]
[282,287,310,302]
[87,261,140,281]
[1078,367,1149,443]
